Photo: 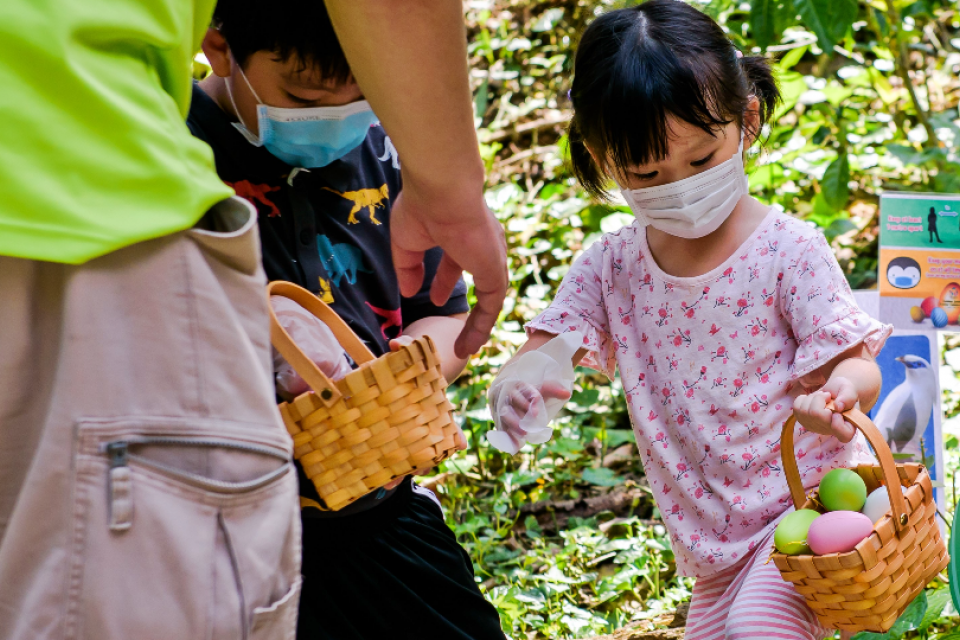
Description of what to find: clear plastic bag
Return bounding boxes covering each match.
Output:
[270,296,352,399]
[486,331,583,454]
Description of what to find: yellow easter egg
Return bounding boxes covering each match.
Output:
[910,306,924,322]
[940,282,960,323]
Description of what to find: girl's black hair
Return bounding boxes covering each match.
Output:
[213,0,351,82]
[568,0,781,199]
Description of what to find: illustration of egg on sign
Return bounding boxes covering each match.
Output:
[886,257,922,290]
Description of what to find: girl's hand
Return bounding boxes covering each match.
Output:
[792,376,858,442]
[498,381,572,450]
[384,335,468,489]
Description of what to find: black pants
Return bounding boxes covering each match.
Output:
[297,479,505,640]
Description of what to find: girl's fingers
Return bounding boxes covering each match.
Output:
[831,412,855,442]
[793,394,809,415]
[508,383,541,414]
[540,381,572,400]
[499,408,528,438]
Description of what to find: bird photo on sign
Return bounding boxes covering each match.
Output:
[867,335,944,502]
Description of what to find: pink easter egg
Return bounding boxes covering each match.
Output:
[807,511,874,555]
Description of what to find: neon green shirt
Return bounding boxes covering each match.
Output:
[0,1,233,264]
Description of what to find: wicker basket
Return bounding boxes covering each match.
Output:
[772,408,949,632]
[267,281,461,511]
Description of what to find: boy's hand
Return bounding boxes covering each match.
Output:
[497,381,572,451]
[383,335,468,489]
[792,376,858,442]
[388,335,416,350]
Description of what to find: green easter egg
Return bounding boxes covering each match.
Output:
[774,509,820,555]
[819,469,868,512]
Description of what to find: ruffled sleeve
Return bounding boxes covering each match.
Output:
[780,231,892,381]
[525,238,617,379]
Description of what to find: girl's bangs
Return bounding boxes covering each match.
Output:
[592,44,733,176]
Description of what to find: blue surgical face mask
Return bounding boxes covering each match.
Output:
[226,63,378,168]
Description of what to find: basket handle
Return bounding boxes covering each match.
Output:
[266,281,376,408]
[781,406,909,533]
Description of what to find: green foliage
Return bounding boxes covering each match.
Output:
[434,0,960,637]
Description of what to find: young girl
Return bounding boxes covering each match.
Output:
[488,2,892,639]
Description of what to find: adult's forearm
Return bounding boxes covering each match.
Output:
[324,0,485,200]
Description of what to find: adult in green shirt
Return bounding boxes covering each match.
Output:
[0,2,302,638]
[0,1,506,637]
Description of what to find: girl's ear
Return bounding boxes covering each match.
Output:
[201,28,233,79]
[743,95,762,147]
[584,143,613,180]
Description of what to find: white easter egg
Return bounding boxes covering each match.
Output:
[861,485,907,523]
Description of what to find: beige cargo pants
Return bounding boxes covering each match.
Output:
[0,198,301,640]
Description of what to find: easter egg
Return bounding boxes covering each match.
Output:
[931,307,949,328]
[818,469,868,512]
[807,511,874,555]
[861,485,907,523]
[910,306,924,323]
[921,296,938,317]
[939,282,960,323]
[774,509,820,555]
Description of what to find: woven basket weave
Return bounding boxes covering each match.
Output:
[772,408,949,632]
[267,281,461,511]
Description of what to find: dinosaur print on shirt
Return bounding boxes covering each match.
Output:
[228,179,282,217]
[322,185,389,225]
[317,235,371,287]
[365,302,402,339]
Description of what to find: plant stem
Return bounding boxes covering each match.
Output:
[886,2,937,145]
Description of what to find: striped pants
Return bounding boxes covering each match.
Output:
[684,529,831,640]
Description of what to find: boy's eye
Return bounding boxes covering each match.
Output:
[285,91,318,105]
[690,152,715,167]
[632,171,659,181]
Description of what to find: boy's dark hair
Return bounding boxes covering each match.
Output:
[213,0,351,82]
[568,0,781,199]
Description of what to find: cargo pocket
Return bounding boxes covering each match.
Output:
[250,577,302,640]
[66,417,300,640]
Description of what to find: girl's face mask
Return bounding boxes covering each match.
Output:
[226,62,379,168]
[619,132,748,239]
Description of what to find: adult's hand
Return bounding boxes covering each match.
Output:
[324,0,508,358]
[390,185,507,359]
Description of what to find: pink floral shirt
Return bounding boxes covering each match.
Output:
[527,211,891,577]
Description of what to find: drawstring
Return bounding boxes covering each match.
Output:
[288,167,310,186]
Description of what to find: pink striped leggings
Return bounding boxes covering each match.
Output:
[684,530,831,640]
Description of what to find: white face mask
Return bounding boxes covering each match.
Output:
[620,133,748,239]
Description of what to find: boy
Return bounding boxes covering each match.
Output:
[187,1,506,638]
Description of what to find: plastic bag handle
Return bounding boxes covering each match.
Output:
[781,406,909,533]
[266,281,376,408]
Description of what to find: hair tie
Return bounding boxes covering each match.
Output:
[735,50,744,59]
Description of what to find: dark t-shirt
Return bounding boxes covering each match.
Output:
[187,83,469,516]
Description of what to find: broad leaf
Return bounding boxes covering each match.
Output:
[950,502,960,620]
[918,587,950,631]
[821,153,851,210]
[779,45,808,70]
[582,467,623,487]
[750,0,779,49]
[888,590,927,639]
[792,0,857,51]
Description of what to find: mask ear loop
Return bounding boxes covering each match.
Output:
[225,54,264,143]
